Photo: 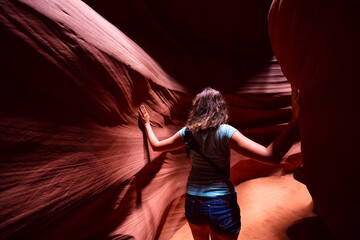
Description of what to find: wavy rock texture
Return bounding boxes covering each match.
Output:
[0,0,301,239]
[269,0,360,239]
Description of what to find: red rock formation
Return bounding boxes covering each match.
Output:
[269,0,360,238]
[0,0,301,239]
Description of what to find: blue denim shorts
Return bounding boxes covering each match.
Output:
[185,193,241,234]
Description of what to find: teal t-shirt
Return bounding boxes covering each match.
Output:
[179,124,238,197]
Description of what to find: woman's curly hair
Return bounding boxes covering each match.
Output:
[187,87,228,131]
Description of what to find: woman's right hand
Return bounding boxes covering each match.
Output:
[291,86,300,122]
[139,105,150,126]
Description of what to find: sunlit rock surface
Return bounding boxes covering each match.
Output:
[0,0,301,239]
[269,0,360,238]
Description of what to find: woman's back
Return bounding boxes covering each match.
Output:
[179,124,237,197]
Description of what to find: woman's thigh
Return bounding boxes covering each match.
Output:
[188,222,210,240]
[210,228,239,240]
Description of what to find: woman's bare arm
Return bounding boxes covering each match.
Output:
[230,121,298,164]
[139,105,184,152]
[230,86,300,164]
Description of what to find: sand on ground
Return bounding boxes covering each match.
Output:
[171,174,315,240]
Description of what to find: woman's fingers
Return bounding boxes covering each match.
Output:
[291,86,298,99]
[139,105,146,117]
[139,105,150,124]
[139,105,144,117]
[291,86,300,103]
[142,108,146,118]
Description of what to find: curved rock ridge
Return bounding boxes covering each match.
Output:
[0,0,300,239]
[269,0,360,238]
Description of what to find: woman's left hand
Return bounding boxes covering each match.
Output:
[291,86,300,122]
[139,105,150,125]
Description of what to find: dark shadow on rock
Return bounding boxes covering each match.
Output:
[286,216,337,240]
[1,179,136,240]
[293,165,306,185]
[138,112,151,165]
[134,152,167,206]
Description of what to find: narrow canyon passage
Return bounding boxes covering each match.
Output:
[1,0,359,239]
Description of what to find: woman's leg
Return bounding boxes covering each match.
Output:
[188,222,210,240]
[210,229,239,240]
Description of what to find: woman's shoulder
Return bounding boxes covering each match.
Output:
[218,124,238,138]
[219,123,236,129]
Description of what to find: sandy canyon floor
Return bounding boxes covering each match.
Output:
[171,174,315,240]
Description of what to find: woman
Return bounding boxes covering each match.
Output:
[139,87,300,240]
